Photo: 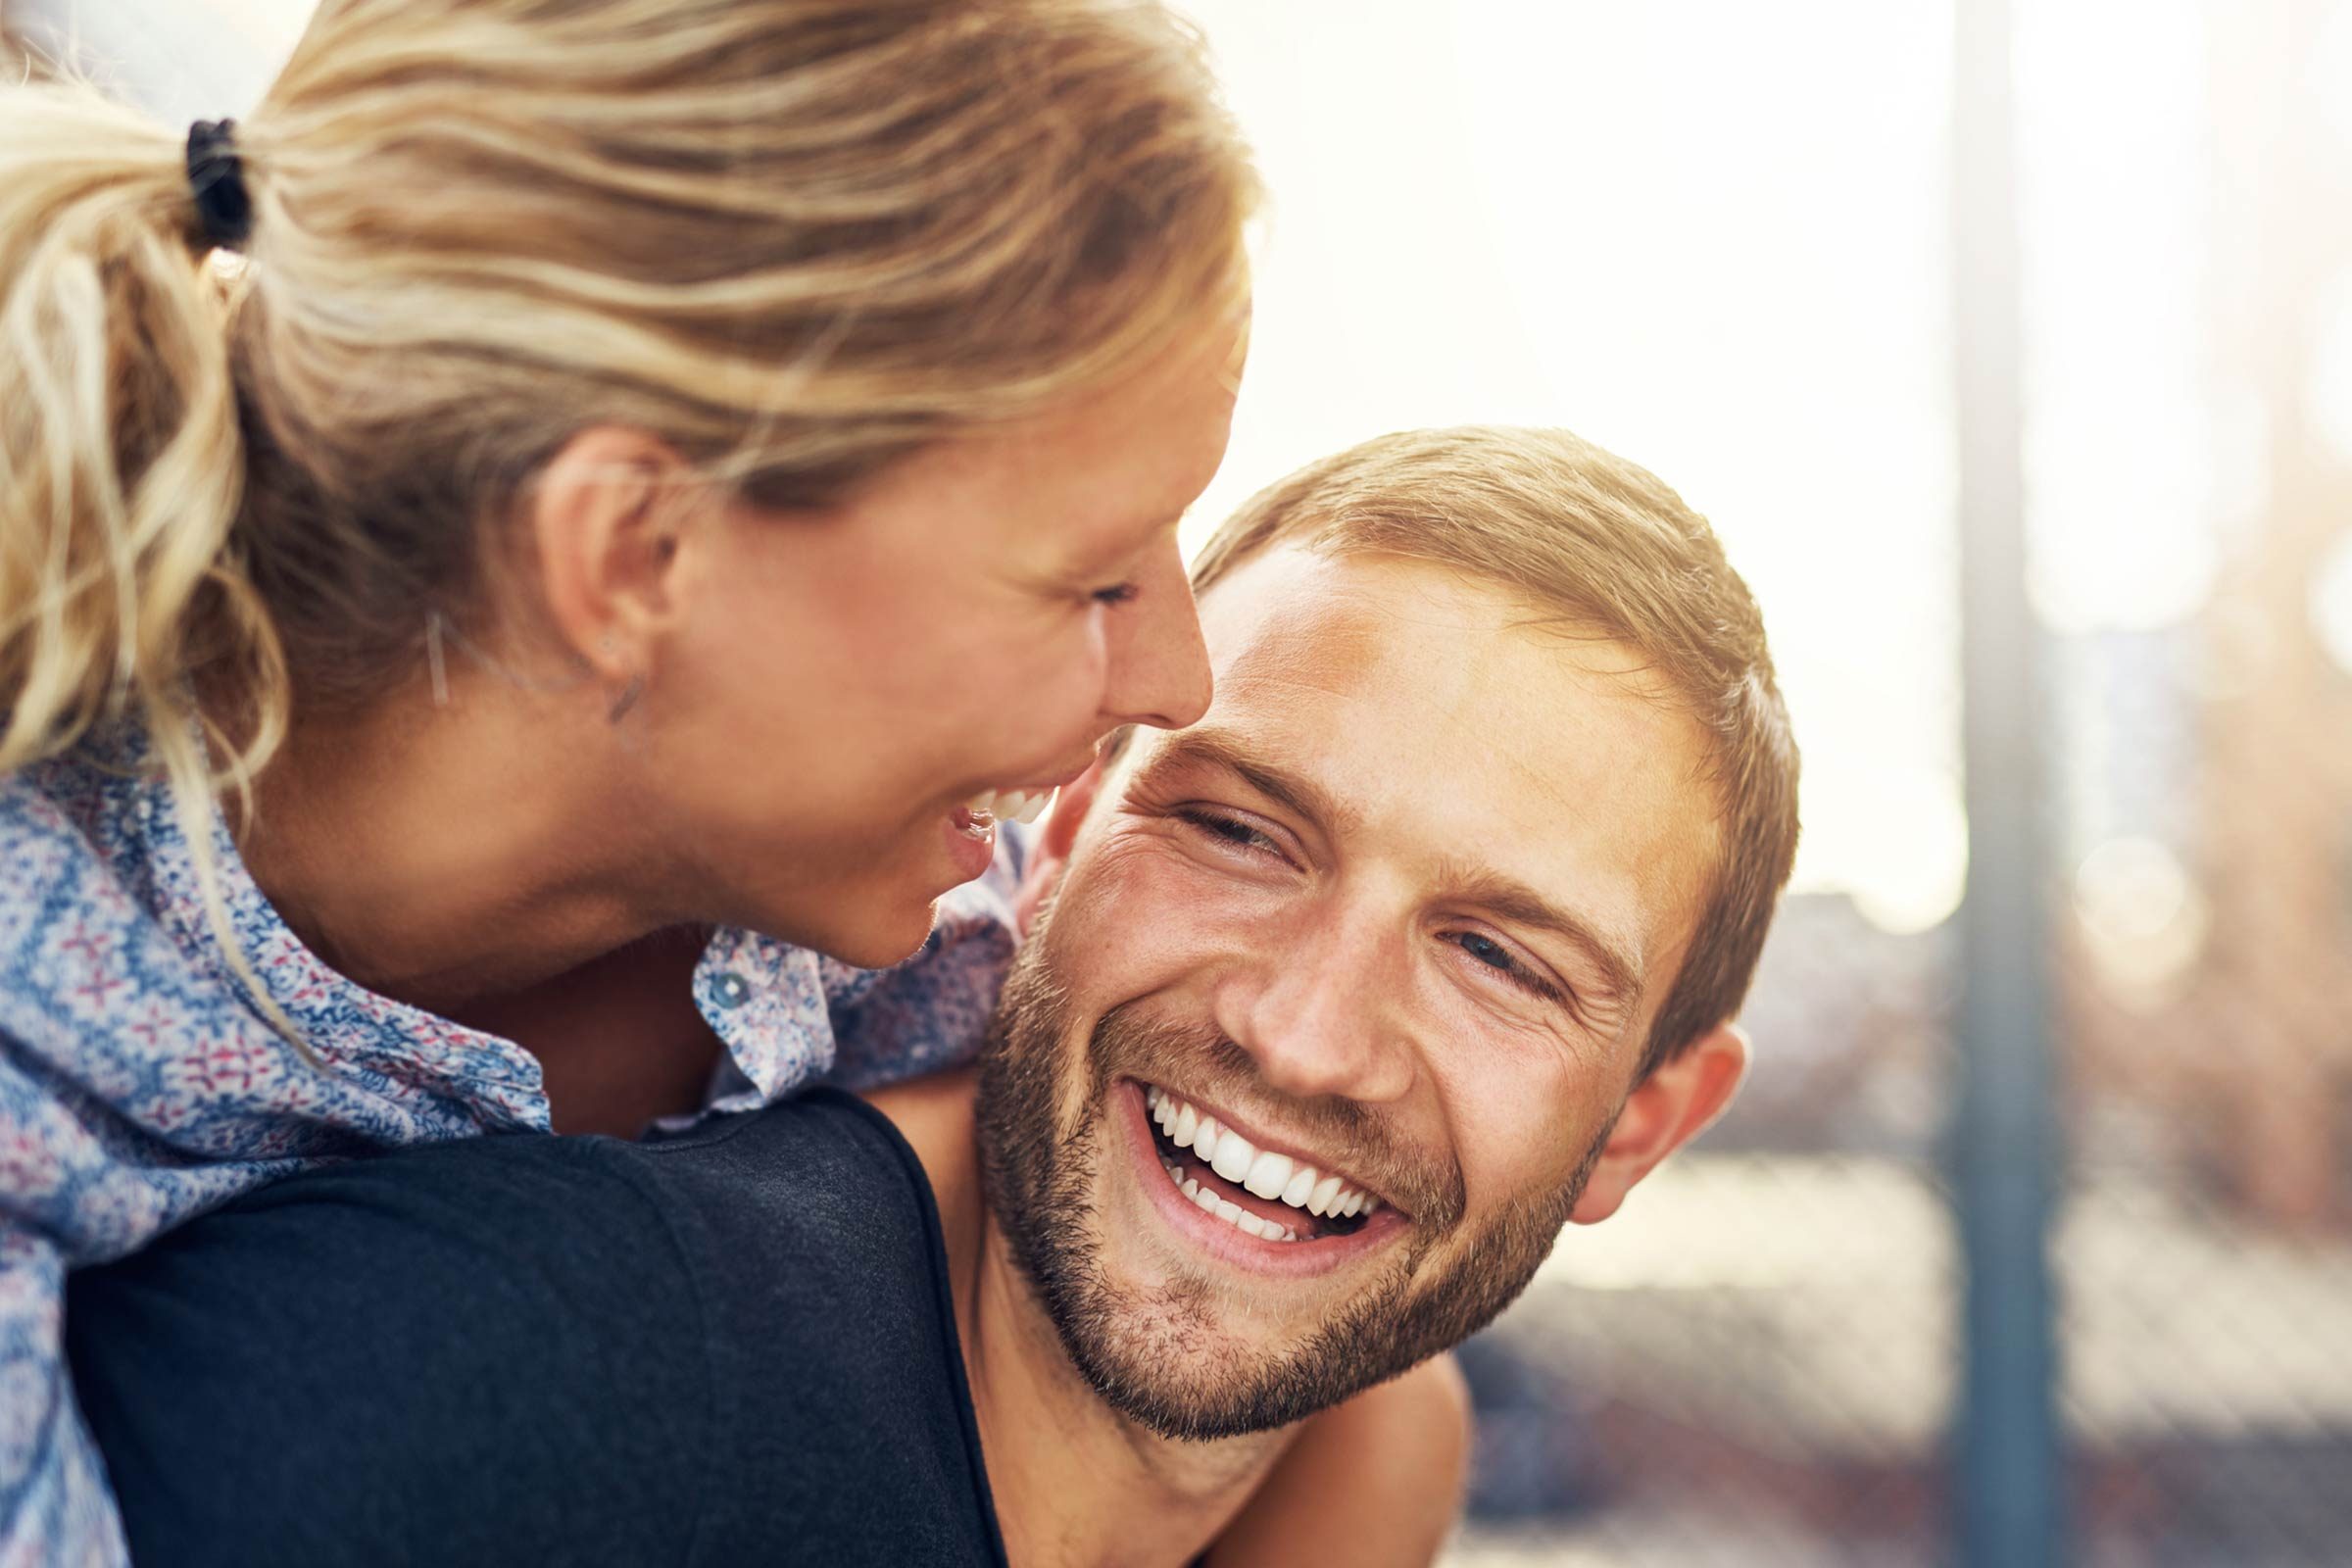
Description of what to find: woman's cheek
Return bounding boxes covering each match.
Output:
[1026,624,1114,736]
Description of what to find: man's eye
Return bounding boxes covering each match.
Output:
[1447,931,1562,1002]
[1092,582,1139,606]
[1175,808,1275,855]
[1452,931,1518,974]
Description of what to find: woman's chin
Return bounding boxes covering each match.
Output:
[741,811,993,970]
[809,897,943,971]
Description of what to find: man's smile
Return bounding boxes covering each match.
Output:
[1112,1079,1410,1276]
[1147,1081,1389,1236]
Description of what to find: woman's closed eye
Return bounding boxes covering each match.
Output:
[1091,582,1139,606]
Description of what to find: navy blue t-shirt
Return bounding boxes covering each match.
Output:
[67,1091,1007,1568]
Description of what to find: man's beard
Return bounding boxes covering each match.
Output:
[975,895,1615,1442]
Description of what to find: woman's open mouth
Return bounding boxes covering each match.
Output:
[963,787,1057,828]
[943,785,1059,879]
[942,787,1054,882]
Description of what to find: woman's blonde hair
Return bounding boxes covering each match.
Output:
[1,0,1255,845]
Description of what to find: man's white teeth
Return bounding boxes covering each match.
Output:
[1174,1171,1299,1242]
[1144,1084,1382,1225]
[1309,1172,1344,1217]
[1241,1150,1292,1200]
[1209,1132,1254,1186]
[966,786,1054,825]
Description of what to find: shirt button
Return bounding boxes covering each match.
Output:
[710,972,751,1009]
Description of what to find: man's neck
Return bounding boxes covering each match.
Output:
[869,1072,1292,1568]
[960,1225,1285,1568]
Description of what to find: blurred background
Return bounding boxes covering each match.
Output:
[11,0,2350,1562]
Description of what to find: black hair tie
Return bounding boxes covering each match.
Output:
[185,119,253,253]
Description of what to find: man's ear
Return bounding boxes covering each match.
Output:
[1011,756,1110,934]
[1568,1023,1749,1226]
[525,426,697,689]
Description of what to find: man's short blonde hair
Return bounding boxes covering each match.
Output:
[1192,426,1800,1080]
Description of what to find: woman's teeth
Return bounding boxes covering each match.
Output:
[968,786,1055,826]
[1146,1084,1383,1238]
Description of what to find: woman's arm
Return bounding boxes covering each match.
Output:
[1206,1351,1474,1568]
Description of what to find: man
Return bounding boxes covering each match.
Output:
[68,426,1800,1565]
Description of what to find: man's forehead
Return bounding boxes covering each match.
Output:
[1198,547,1663,754]
[1148,543,1722,978]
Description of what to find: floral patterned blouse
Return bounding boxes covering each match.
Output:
[0,723,1025,1567]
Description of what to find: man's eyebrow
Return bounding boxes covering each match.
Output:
[1436,858,1646,1010]
[1140,729,1357,835]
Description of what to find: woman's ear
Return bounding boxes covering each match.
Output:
[526,426,695,686]
[1568,1023,1750,1226]
[1012,756,1110,935]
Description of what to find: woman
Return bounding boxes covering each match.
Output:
[0,3,1463,1561]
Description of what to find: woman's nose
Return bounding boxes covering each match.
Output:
[1099,538,1212,731]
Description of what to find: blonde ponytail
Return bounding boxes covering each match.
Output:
[0,80,301,1047]
[0,81,289,812]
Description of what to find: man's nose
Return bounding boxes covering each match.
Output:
[1211,906,1417,1106]
[1099,537,1212,732]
